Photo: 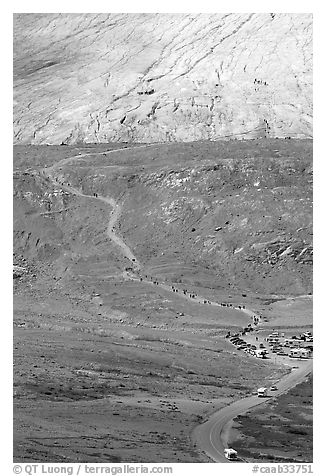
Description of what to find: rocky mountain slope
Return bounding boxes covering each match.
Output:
[13,13,312,145]
[13,140,312,295]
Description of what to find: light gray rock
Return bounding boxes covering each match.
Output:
[13,13,312,144]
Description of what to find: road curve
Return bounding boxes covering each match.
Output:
[192,359,313,463]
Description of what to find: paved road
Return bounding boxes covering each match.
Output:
[192,359,313,463]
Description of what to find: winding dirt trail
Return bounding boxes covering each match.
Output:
[41,145,154,268]
[45,144,154,171]
[123,271,257,321]
[42,144,263,320]
[40,144,262,318]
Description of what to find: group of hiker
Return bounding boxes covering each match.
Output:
[129,271,259,320]
[254,78,268,86]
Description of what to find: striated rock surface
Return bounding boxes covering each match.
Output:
[13,13,312,144]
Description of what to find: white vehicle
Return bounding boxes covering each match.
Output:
[255,349,268,358]
[303,332,312,337]
[289,348,312,359]
[224,448,238,460]
[267,337,279,344]
[257,387,268,397]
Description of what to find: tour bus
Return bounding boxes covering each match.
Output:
[289,348,312,359]
[257,387,268,397]
[224,448,238,460]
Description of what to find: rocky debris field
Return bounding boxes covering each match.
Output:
[13,13,312,144]
[13,139,312,462]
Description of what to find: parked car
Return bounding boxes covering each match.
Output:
[270,385,278,391]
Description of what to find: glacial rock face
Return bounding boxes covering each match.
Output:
[13,13,312,144]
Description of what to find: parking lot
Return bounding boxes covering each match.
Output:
[226,325,313,366]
